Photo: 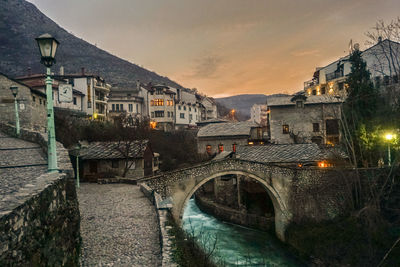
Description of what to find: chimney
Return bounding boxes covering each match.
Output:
[60,66,64,76]
[136,79,140,89]
[378,36,383,43]
[27,67,31,76]
[81,67,85,75]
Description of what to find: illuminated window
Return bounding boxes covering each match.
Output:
[282,124,289,134]
[150,100,154,106]
[321,86,326,94]
[206,145,212,154]
[232,144,236,153]
[218,144,224,153]
[153,99,164,106]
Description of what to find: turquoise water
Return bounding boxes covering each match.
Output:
[182,198,305,266]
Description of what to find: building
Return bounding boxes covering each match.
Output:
[304,39,400,97]
[266,94,342,145]
[172,88,201,128]
[197,121,266,155]
[107,86,144,121]
[15,74,86,116]
[75,140,158,182]
[251,104,268,125]
[54,69,111,120]
[198,96,218,121]
[146,84,176,131]
[0,72,46,131]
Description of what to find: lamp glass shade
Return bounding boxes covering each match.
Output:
[10,86,18,97]
[35,33,59,67]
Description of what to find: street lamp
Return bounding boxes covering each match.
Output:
[384,133,395,167]
[36,33,59,172]
[9,86,20,136]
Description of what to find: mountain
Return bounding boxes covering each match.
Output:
[215,94,289,120]
[0,0,184,89]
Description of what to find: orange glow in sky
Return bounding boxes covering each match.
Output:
[28,0,400,97]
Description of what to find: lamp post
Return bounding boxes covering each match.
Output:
[385,133,395,167]
[9,86,20,136]
[35,33,59,173]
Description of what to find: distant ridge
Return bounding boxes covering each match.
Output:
[0,0,185,89]
[215,94,289,119]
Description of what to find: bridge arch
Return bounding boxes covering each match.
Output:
[171,169,291,241]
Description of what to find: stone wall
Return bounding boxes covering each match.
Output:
[195,194,274,232]
[0,73,46,132]
[0,123,80,266]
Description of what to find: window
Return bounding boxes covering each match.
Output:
[171,112,173,117]
[189,107,192,112]
[167,111,170,117]
[151,112,154,118]
[178,105,181,110]
[312,90,316,95]
[112,161,119,168]
[120,104,123,111]
[156,89,163,95]
[129,104,133,112]
[88,102,91,108]
[150,100,154,106]
[313,123,320,132]
[152,99,164,106]
[189,114,193,120]
[166,100,173,106]
[184,106,186,111]
[338,82,344,91]
[180,113,185,119]
[136,104,138,113]
[282,124,289,134]
[195,108,197,112]
[321,86,326,95]
[155,111,164,117]
[116,104,120,111]
[73,97,77,105]
[40,99,42,105]
[127,93,131,97]
[326,119,339,135]
[218,144,224,153]
[296,100,304,108]
[206,145,212,154]
[112,104,115,111]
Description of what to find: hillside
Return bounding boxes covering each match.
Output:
[215,94,288,120]
[0,0,184,89]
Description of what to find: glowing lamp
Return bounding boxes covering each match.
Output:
[35,33,59,67]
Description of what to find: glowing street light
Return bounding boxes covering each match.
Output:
[384,133,395,166]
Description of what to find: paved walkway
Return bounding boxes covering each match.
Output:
[78,184,161,266]
[0,132,47,213]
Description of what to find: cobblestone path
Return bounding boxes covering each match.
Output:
[78,184,161,267]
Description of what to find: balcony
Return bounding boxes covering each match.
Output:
[304,79,318,89]
[94,83,110,92]
[326,71,345,82]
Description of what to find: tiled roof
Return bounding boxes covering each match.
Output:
[78,140,149,160]
[197,121,258,138]
[267,95,342,107]
[235,144,346,163]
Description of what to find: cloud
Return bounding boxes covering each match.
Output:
[184,55,224,79]
[291,49,320,57]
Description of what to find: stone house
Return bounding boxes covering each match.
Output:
[197,121,267,155]
[198,96,218,121]
[107,86,144,121]
[76,140,158,182]
[0,72,47,131]
[171,88,201,129]
[15,74,86,116]
[251,104,268,125]
[266,94,342,145]
[145,84,176,131]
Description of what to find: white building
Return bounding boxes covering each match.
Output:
[171,88,201,128]
[251,104,268,125]
[146,84,176,131]
[107,87,144,120]
[304,39,400,97]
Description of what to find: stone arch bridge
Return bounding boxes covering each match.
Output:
[142,158,341,241]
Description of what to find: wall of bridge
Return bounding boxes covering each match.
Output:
[143,159,350,242]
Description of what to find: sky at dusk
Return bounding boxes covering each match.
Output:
[28,0,400,97]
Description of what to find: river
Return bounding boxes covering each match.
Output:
[182,198,305,266]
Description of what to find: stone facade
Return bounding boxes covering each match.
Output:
[0,73,46,132]
[0,123,80,266]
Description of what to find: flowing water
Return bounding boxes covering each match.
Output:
[182,198,305,266]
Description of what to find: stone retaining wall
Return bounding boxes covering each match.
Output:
[195,194,275,232]
[0,123,80,266]
[140,183,177,267]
